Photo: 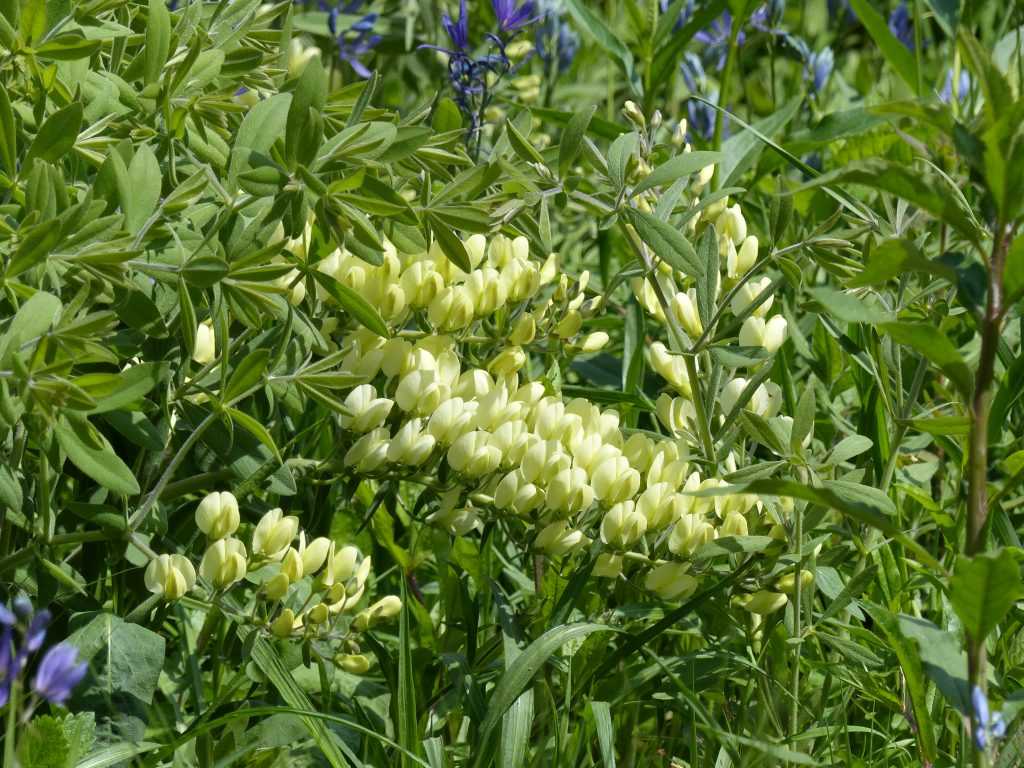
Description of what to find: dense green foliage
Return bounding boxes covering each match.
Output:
[2,0,1024,766]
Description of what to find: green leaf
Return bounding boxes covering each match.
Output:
[397,579,420,767]
[558,105,596,179]
[848,0,920,94]
[26,102,83,166]
[79,362,167,414]
[620,207,703,278]
[798,159,983,247]
[607,132,638,190]
[0,291,61,365]
[125,143,161,233]
[54,415,140,495]
[235,93,293,153]
[563,0,635,87]
[849,237,958,287]
[475,623,615,766]
[77,743,161,768]
[0,80,16,177]
[19,0,46,43]
[589,701,616,768]
[950,549,1024,642]
[505,117,545,166]
[790,381,815,455]
[632,151,722,195]
[17,715,70,768]
[878,321,973,399]
[925,0,959,37]
[311,270,389,338]
[143,0,171,84]
[720,96,801,187]
[427,214,472,273]
[1005,232,1024,305]
[227,407,281,463]
[68,612,165,703]
[224,348,270,403]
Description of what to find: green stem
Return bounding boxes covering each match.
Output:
[712,15,741,156]
[4,679,19,767]
[790,469,805,758]
[966,223,1013,767]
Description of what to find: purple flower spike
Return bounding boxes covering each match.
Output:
[492,0,540,35]
[0,603,14,626]
[0,624,13,707]
[31,643,88,706]
[888,0,913,50]
[443,0,470,51]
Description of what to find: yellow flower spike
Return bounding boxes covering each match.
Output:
[739,315,789,354]
[251,508,300,561]
[730,276,774,318]
[262,571,290,601]
[144,554,197,601]
[427,397,478,445]
[622,433,655,473]
[645,563,699,600]
[195,491,240,541]
[600,500,647,549]
[199,538,248,589]
[520,439,571,484]
[396,370,446,416]
[193,320,216,365]
[387,418,437,466]
[494,470,544,515]
[447,431,502,478]
[454,369,494,400]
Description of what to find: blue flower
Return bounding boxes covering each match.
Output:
[805,46,834,94]
[0,624,13,707]
[492,0,539,35]
[694,11,744,70]
[31,643,88,706]
[336,13,382,78]
[679,52,722,141]
[940,68,971,104]
[888,1,913,49]
[973,685,1008,750]
[535,1,578,74]
[443,0,471,52]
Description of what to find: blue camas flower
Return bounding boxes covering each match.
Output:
[888,0,913,49]
[492,0,539,35]
[327,1,381,78]
[695,11,743,70]
[805,46,834,94]
[442,0,471,51]
[31,643,88,706]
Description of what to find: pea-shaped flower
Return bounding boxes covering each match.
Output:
[271,608,299,638]
[299,533,331,576]
[336,654,371,674]
[668,513,716,556]
[656,394,695,438]
[353,595,402,631]
[591,457,641,505]
[740,590,788,615]
[195,491,240,540]
[145,554,196,601]
[720,510,749,537]
[730,276,773,318]
[776,570,814,595]
[637,482,675,529]
[199,538,247,589]
[340,385,394,433]
[428,285,475,331]
[387,418,437,466]
[395,369,446,416]
[509,313,536,345]
[593,552,624,579]
[488,346,526,377]
[343,428,390,473]
[600,500,647,549]
[717,204,747,246]
[447,431,502,477]
[281,548,304,582]
[738,315,788,354]
[252,508,299,560]
[520,439,571,485]
[193,321,216,365]
[645,562,698,601]
[623,433,655,473]
[546,467,594,514]
[262,571,290,601]
[494,470,544,516]
[534,520,589,556]
[726,235,759,279]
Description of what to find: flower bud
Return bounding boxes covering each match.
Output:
[353,595,402,630]
[145,554,196,601]
[489,346,527,377]
[494,470,544,515]
[428,506,482,535]
[521,439,571,484]
[648,342,691,396]
[776,570,814,595]
[427,397,478,445]
[252,508,300,561]
[656,393,694,437]
[340,384,395,432]
[195,491,240,540]
[726,235,758,279]
[535,520,589,556]
[622,100,646,129]
[645,563,698,600]
[428,285,475,331]
[199,538,248,589]
[509,313,536,345]
[671,289,703,338]
[262,571,290,601]
[307,603,329,625]
[193,321,216,365]
[579,332,609,353]
[740,590,788,615]
[601,500,647,549]
[717,204,747,245]
[271,608,298,638]
[593,552,624,579]
[336,653,371,674]
[555,310,583,338]
[281,548,304,582]
[623,433,655,473]
[387,418,437,466]
[721,510,749,537]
